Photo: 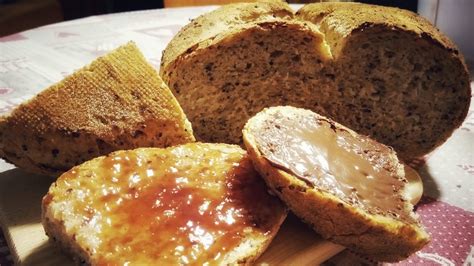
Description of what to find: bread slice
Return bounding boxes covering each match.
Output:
[160,2,470,160]
[0,42,194,176]
[42,143,287,265]
[243,106,430,262]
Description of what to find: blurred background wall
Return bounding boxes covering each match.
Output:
[418,0,473,70]
[0,0,415,37]
[0,0,472,68]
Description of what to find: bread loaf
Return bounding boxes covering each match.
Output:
[243,106,430,262]
[160,2,471,160]
[42,143,287,264]
[0,42,194,176]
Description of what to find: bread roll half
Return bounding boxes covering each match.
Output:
[243,106,429,262]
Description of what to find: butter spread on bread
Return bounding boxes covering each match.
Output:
[161,1,470,160]
[0,42,194,176]
[42,143,286,265]
[243,106,429,262]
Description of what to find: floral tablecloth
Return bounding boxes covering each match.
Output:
[0,5,472,265]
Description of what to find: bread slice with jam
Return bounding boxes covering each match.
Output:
[42,143,287,265]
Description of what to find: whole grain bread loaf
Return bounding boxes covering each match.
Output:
[0,42,194,176]
[160,2,471,160]
[42,143,287,265]
[243,106,430,262]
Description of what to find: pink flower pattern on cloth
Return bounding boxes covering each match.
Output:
[0,88,13,95]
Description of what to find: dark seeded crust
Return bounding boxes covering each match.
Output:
[0,42,195,176]
[161,2,471,160]
[243,106,430,262]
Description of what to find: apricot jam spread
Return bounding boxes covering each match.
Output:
[252,109,413,222]
[54,143,285,265]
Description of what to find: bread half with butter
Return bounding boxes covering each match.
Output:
[0,42,194,176]
[42,143,287,265]
[160,1,470,160]
[243,106,430,262]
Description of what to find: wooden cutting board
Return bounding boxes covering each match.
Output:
[0,168,344,265]
[0,166,422,265]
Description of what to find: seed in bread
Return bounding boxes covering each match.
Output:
[243,106,430,262]
[42,143,287,265]
[0,42,194,176]
[160,2,471,160]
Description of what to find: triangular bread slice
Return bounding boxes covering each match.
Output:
[0,42,194,176]
[243,106,429,262]
[42,143,287,265]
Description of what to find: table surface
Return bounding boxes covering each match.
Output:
[0,5,473,265]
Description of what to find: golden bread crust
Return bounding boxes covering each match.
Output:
[0,42,194,176]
